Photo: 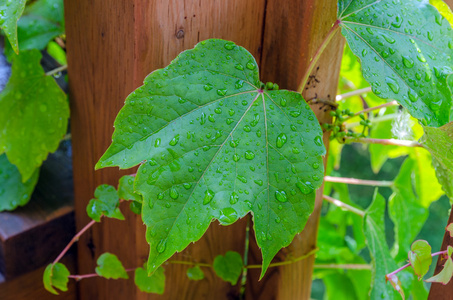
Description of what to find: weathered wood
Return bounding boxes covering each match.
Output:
[0,150,74,280]
[0,254,77,300]
[246,1,344,299]
[66,1,267,299]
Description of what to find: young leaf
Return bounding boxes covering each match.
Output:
[186,266,205,281]
[96,39,325,276]
[5,0,64,56]
[86,184,124,222]
[95,253,128,279]
[425,246,453,285]
[338,0,453,127]
[408,240,432,280]
[0,154,39,211]
[421,122,453,201]
[118,175,142,202]
[135,265,165,294]
[447,223,453,237]
[213,251,243,285]
[0,49,69,181]
[43,263,70,295]
[364,190,407,299]
[0,0,26,53]
[129,201,142,215]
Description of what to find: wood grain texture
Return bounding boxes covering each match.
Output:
[0,149,74,280]
[246,1,344,299]
[66,1,266,299]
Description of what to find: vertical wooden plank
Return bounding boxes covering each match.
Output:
[246,1,344,299]
[65,1,267,299]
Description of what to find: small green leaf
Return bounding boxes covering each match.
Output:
[421,122,453,202]
[213,251,243,285]
[364,190,407,299]
[86,184,124,222]
[0,0,26,53]
[43,263,70,295]
[338,0,453,126]
[95,253,128,279]
[447,223,453,237]
[0,154,39,211]
[134,265,165,294]
[425,246,453,285]
[47,41,67,65]
[186,266,205,281]
[129,201,142,215]
[118,175,141,202]
[97,39,325,277]
[0,49,69,181]
[408,240,432,280]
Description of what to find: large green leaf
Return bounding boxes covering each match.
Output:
[389,158,428,262]
[421,122,453,201]
[0,50,68,181]
[0,154,39,211]
[0,0,26,53]
[97,39,325,276]
[364,190,406,299]
[338,0,453,127]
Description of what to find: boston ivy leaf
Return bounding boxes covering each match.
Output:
[421,122,453,201]
[425,246,453,285]
[43,263,70,295]
[96,39,325,276]
[135,265,165,294]
[0,154,39,211]
[118,175,142,202]
[95,253,128,279]
[13,0,64,52]
[0,49,68,181]
[447,223,453,237]
[213,251,243,285]
[338,0,453,127]
[186,265,205,281]
[86,184,124,222]
[408,240,432,280]
[389,158,428,262]
[364,190,407,299]
[0,0,26,53]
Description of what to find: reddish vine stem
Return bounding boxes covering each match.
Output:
[298,20,341,92]
[336,87,372,101]
[53,219,97,265]
[68,268,136,281]
[352,101,398,117]
[324,176,393,187]
[346,137,423,147]
[322,195,365,217]
[45,64,68,76]
[385,250,448,279]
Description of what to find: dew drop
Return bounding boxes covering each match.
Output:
[385,77,400,94]
[217,89,227,96]
[183,183,192,189]
[169,134,180,146]
[229,109,235,116]
[243,125,251,132]
[254,180,263,186]
[407,89,419,102]
[203,189,215,205]
[156,239,167,253]
[230,192,239,204]
[314,136,323,146]
[219,207,238,225]
[235,64,244,70]
[312,162,319,169]
[296,181,314,195]
[246,60,256,70]
[237,176,247,183]
[224,42,235,50]
[170,187,179,199]
[204,83,213,91]
[280,98,287,107]
[276,133,287,148]
[416,54,426,63]
[429,99,442,111]
[275,190,288,203]
[402,55,414,68]
[245,150,255,160]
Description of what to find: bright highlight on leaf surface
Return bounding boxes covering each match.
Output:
[338,0,453,127]
[408,240,432,280]
[97,39,325,277]
[426,246,453,285]
[0,49,68,181]
[95,253,128,279]
[0,154,39,211]
[213,251,243,285]
[43,263,70,295]
[0,0,26,53]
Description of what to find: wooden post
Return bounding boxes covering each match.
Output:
[246,1,344,299]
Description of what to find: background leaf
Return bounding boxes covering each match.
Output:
[213,251,243,285]
[425,246,453,285]
[338,0,453,127]
[0,49,68,181]
[134,265,165,294]
[43,263,70,295]
[186,266,205,281]
[97,39,325,276]
[118,175,142,202]
[95,253,128,279]
[0,153,39,211]
[86,184,124,222]
[0,0,26,53]
[408,240,432,279]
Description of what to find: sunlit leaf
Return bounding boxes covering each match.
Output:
[0,154,39,211]
[0,49,68,181]
[430,0,453,27]
[135,265,165,294]
[96,39,325,276]
[408,240,432,280]
[95,253,128,279]
[86,184,124,222]
[0,0,26,53]
[43,263,70,295]
[213,251,243,285]
[338,0,453,127]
